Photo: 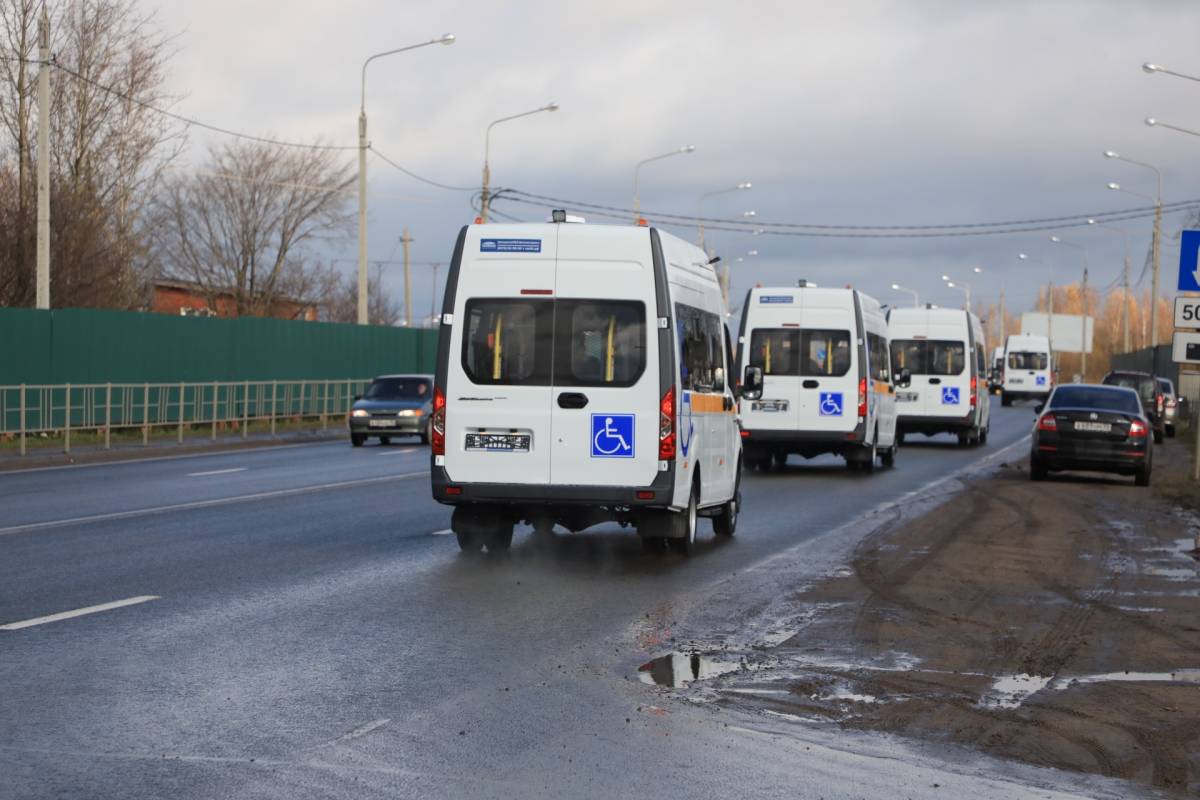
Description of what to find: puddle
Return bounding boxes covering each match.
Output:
[638,652,747,688]
[1055,669,1200,687]
[978,673,1055,709]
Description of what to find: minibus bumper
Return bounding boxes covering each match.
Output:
[897,413,975,436]
[430,465,676,507]
[740,426,866,458]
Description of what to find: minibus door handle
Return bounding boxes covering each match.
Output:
[928,378,942,385]
[557,392,589,409]
[802,379,820,389]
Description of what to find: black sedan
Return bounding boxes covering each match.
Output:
[348,374,434,446]
[1030,384,1152,486]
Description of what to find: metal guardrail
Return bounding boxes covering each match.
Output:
[1,379,372,456]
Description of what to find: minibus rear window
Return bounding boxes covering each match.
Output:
[555,300,646,387]
[1008,351,1048,370]
[890,340,965,376]
[749,329,851,376]
[462,299,553,385]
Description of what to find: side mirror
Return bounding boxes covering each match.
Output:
[713,367,726,393]
[896,368,911,389]
[742,366,763,401]
[1034,403,1045,414]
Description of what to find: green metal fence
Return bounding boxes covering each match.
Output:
[1,379,372,455]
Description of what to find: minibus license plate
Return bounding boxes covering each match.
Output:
[897,391,918,402]
[368,419,397,428]
[751,400,789,412]
[465,433,531,452]
[1074,421,1111,433]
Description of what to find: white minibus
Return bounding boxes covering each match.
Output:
[431,214,742,555]
[736,283,904,472]
[1001,333,1053,406]
[887,306,991,445]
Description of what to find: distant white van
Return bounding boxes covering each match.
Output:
[736,283,904,472]
[1001,333,1053,406]
[887,306,991,445]
[431,215,742,555]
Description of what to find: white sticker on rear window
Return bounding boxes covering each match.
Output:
[480,238,541,253]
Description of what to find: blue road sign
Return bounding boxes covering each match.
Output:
[941,386,961,405]
[818,392,843,416]
[1179,230,1200,292]
[591,414,635,458]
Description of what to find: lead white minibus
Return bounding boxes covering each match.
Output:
[431,215,742,555]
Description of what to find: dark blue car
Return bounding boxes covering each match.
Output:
[348,374,434,447]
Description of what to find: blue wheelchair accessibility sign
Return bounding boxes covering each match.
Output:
[941,386,961,405]
[591,414,635,458]
[818,392,843,416]
[1035,375,1047,386]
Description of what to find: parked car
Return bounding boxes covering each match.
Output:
[1030,384,1153,486]
[1101,370,1164,443]
[348,374,434,446]
[1158,377,1178,438]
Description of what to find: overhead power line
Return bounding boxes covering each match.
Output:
[369,146,476,192]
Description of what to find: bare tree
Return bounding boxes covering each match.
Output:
[321,263,401,326]
[152,140,354,317]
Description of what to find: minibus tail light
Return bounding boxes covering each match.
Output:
[432,385,446,456]
[857,377,868,419]
[659,387,676,460]
[1036,413,1057,432]
[970,375,977,409]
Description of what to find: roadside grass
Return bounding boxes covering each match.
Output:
[0,416,343,454]
[1156,418,1200,513]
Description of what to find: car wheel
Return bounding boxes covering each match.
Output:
[1030,457,1047,482]
[713,465,741,538]
[958,431,972,447]
[379,435,391,446]
[420,419,431,445]
[667,480,699,556]
[1135,466,1151,487]
[351,433,366,447]
[1001,393,1012,407]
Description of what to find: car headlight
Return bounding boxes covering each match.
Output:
[398,409,423,417]
[351,409,369,418]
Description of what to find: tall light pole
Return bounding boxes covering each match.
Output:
[1087,218,1132,353]
[1050,235,1090,377]
[697,181,751,251]
[891,284,919,307]
[1105,149,1162,346]
[35,7,49,310]
[480,101,559,223]
[632,145,695,221]
[357,33,455,325]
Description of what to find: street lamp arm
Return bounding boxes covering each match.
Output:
[1143,63,1200,83]
[484,103,559,163]
[1147,118,1200,139]
[361,35,455,112]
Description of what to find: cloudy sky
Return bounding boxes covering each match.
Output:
[154,0,1200,322]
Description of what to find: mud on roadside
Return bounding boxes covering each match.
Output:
[647,441,1200,796]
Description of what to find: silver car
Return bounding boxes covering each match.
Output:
[1159,378,1178,438]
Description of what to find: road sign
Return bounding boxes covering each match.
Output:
[1172,331,1200,364]
[1179,230,1200,291]
[1176,297,1200,328]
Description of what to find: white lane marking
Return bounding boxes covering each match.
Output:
[335,718,391,743]
[0,439,346,476]
[431,529,454,536]
[0,472,428,537]
[377,448,421,456]
[187,467,247,477]
[0,595,160,631]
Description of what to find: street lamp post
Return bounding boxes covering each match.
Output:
[357,33,455,325]
[1105,150,1162,346]
[1050,235,1090,377]
[480,101,559,223]
[633,145,695,221]
[1087,218,1133,353]
[697,182,751,251]
[891,284,919,307]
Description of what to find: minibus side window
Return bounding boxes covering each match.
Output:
[554,300,646,388]
[461,299,553,385]
[799,329,851,377]
[867,333,889,381]
[677,303,723,391]
[748,329,800,376]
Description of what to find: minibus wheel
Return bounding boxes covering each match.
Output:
[486,524,513,554]
[667,481,699,556]
[713,466,741,537]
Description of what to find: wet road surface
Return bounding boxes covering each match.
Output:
[0,405,1144,798]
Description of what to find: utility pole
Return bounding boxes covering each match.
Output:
[999,288,1006,342]
[1122,255,1131,353]
[1151,199,1162,347]
[356,108,368,325]
[1080,268,1088,378]
[35,7,50,310]
[429,263,441,325]
[401,228,413,327]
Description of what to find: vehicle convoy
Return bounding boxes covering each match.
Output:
[887,305,990,446]
[348,374,434,446]
[736,283,905,472]
[1000,332,1053,406]
[1102,370,1166,444]
[430,215,742,555]
[1030,383,1153,486]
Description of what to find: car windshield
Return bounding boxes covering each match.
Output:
[364,378,431,400]
[1103,373,1155,403]
[1008,351,1048,370]
[1049,386,1141,414]
[1158,379,1174,396]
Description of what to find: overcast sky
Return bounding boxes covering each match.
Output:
[154,0,1200,322]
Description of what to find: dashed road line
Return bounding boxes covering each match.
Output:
[431,529,454,536]
[187,467,247,477]
[0,595,160,631]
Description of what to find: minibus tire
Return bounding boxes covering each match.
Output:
[713,468,741,537]
[486,524,513,554]
[979,427,989,445]
[456,530,483,553]
[667,481,699,556]
[881,444,896,468]
[379,436,391,446]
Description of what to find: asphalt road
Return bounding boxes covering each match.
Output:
[0,406,1132,799]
